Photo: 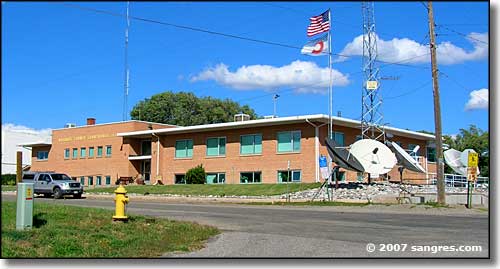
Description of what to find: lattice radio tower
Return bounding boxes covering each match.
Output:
[361,2,385,141]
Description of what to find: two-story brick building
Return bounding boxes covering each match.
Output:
[25,115,436,186]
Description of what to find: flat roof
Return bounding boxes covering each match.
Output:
[51,120,177,131]
[117,114,435,141]
[17,142,52,148]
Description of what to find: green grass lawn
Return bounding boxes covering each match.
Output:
[84,183,322,197]
[1,185,16,191]
[1,201,219,258]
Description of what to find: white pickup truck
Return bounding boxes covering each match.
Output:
[22,172,84,199]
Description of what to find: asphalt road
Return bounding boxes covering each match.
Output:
[2,195,489,258]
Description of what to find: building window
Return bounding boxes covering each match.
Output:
[105,176,111,185]
[88,176,93,186]
[37,151,49,160]
[277,131,301,153]
[97,146,103,157]
[240,134,262,155]
[88,147,94,158]
[334,132,345,146]
[80,147,86,158]
[240,172,261,184]
[72,148,78,159]
[277,170,301,183]
[355,135,362,142]
[141,140,152,155]
[80,176,85,185]
[96,176,102,185]
[427,147,436,162]
[206,173,225,184]
[64,148,70,159]
[106,145,112,157]
[206,137,226,156]
[175,174,186,184]
[175,139,193,158]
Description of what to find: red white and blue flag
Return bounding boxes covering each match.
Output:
[307,10,330,37]
[301,35,329,56]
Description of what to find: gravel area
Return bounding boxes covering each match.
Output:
[283,182,489,201]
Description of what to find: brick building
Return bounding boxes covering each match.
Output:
[25,115,437,186]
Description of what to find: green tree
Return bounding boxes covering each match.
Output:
[443,125,489,177]
[185,164,206,184]
[130,91,258,126]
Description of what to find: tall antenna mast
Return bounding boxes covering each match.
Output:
[361,2,385,141]
[122,1,130,121]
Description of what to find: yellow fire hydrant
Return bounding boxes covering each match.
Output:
[112,184,129,222]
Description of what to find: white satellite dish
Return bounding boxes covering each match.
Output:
[460,148,480,175]
[412,145,420,154]
[460,149,476,168]
[349,139,397,176]
[444,148,480,176]
[390,141,426,173]
[444,149,467,175]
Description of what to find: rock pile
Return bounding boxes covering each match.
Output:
[281,182,489,201]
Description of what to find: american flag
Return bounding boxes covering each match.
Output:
[307,10,330,37]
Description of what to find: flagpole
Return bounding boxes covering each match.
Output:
[328,8,333,140]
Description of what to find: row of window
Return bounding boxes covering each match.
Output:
[64,145,112,160]
[76,175,112,186]
[174,170,302,184]
[175,131,304,158]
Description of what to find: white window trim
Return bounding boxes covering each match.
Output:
[276,130,301,153]
[175,139,193,158]
[240,133,262,155]
[206,136,226,157]
[277,170,302,183]
[239,171,262,184]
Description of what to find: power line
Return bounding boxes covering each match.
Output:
[437,24,488,45]
[63,3,436,70]
[385,80,433,100]
[438,70,488,101]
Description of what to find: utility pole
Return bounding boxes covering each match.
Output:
[427,1,445,205]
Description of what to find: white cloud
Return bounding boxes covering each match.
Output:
[465,88,488,110]
[2,123,52,138]
[190,60,350,94]
[337,32,488,65]
[1,124,52,174]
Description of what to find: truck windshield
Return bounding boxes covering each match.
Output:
[51,174,72,181]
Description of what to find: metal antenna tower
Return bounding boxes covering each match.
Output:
[361,2,385,141]
[122,1,130,121]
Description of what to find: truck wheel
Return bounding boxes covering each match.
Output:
[53,187,63,199]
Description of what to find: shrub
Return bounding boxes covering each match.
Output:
[185,164,206,184]
[1,174,17,186]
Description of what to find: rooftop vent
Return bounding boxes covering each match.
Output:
[234,113,250,122]
[263,115,278,119]
[64,123,76,128]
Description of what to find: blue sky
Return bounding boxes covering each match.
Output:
[2,1,489,135]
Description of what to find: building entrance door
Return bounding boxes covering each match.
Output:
[141,160,151,183]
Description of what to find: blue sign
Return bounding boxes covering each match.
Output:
[319,156,328,168]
